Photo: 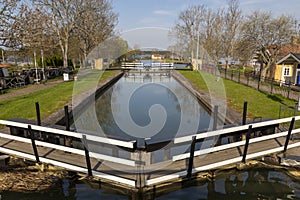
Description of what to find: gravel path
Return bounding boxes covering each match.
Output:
[0,79,64,102]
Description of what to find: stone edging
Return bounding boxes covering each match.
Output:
[43,70,123,125]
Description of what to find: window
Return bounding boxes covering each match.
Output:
[283,67,290,76]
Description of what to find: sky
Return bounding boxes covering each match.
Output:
[111,0,300,50]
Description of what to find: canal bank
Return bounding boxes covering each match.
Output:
[43,69,124,125]
[172,70,241,125]
[1,69,300,199]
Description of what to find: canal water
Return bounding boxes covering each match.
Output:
[72,71,215,164]
[73,71,212,141]
[2,167,300,199]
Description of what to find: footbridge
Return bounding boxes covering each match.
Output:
[0,116,299,190]
[121,62,174,70]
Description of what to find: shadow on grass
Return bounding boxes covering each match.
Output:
[267,94,284,104]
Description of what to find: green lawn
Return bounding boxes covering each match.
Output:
[179,70,298,120]
[0,70,119,121]
[1,69,296,124]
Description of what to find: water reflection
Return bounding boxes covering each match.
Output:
[2,168,299,199]
[157,168,300,200]
[75,72,211,143]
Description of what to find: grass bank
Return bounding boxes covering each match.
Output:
[0,70,119,121]
[179,70,297,119]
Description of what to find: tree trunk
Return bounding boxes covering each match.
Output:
[225,58,229,70]
[71,59,76,70]
[63,42,68,68]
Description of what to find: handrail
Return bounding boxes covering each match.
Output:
[0,120,136,149]
[174,116,298,144]
[0,133,136,166]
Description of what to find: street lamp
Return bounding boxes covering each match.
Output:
[191,23,194,67]
[191,22,200,71]
[34,50,38,82]
[196,30,200,71]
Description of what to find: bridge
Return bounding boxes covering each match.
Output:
[0,116,300,190]
[121,62,174,70]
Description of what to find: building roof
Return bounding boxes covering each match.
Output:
[0,64,11,68]
[276,53,300,65]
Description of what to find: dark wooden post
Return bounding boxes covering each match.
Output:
[242,101,248,125]
[64,105,72,147]
[187,136,197,178]
[64,105,70,131]
[213,106,218,131]
[238,71,241,83]
[35,102,43,140]
[35,102,41,126]
[247,76,249,86]
[82,135,92,176]
[270,78,274,94]
[242,125,252,163]
[258,62,262,91]
[287,82,291,99]
[284,117,295,152]
[28,125,40,163]
[241,102,248,141]
[231,70,233,80]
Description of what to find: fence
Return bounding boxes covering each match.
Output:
[202,66,300,101]
[0,67,71,92]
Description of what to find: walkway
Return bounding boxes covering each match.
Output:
[0,116,299,190]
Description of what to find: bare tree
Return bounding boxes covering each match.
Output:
[202,8,224,63]
[172,2,241,65]
[72,0,118,65]
[33,0,84,68]
[240,11,295,78]
[172,5,208,60]
[0,0,20,48]
[15,5,56,67]
[222,0,242,68]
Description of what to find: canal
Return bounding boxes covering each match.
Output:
[3,71,300,199]
[2,167,300,199]
[72,71,215,164]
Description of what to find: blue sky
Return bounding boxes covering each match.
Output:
[112,0,300,30]
[112,0,300,49]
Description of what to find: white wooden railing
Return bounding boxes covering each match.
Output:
[1,116,300,188]
[0,119,137,187]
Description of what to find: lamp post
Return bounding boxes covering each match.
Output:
[34,50,38,82]
[196,30,200,71]
[191,23,194,67]
[191,22,200,71]
[41,49,45,80]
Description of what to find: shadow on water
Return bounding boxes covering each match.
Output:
[1,167,300,199]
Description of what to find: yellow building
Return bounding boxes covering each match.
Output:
[275,53,300,85]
